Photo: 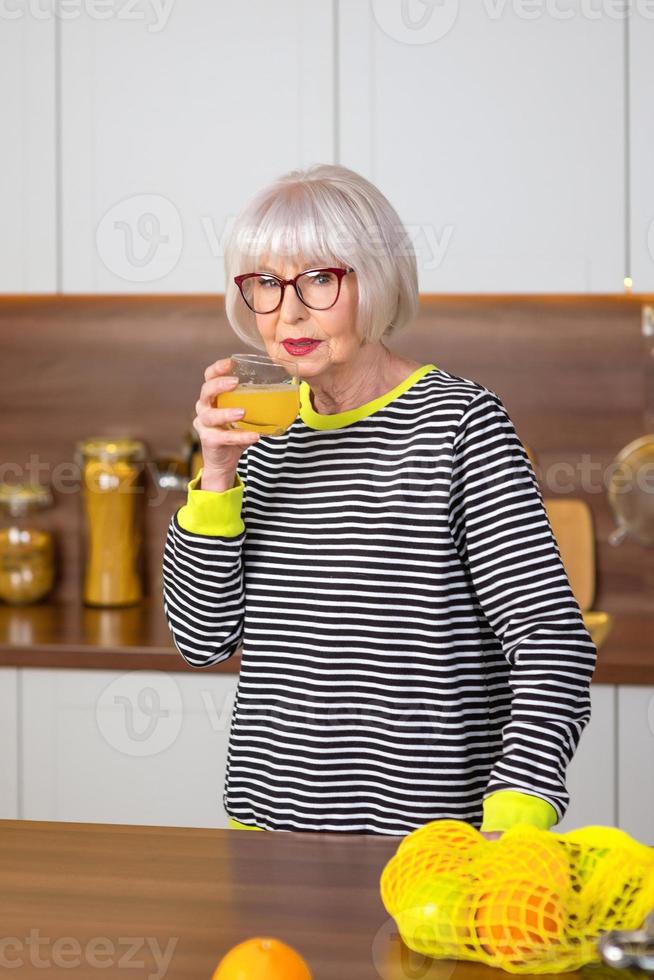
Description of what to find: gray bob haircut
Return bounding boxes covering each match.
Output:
[224,163,420,351]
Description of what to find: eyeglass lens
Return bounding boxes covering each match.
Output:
[242,270,340,313]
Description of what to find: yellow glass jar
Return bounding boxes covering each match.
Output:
[75,438,146,607]
[0,483,56,605]
[184,428,203,482]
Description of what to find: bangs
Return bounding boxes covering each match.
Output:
[235,187,346,272]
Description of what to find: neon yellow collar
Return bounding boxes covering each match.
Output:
[299,363,438,430]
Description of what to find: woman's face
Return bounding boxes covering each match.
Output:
[252,256,360,378]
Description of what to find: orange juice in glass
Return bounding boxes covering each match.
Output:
[215,353,300,436]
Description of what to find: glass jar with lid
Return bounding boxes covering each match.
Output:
[75,437,147,607]
[0,482,56,605]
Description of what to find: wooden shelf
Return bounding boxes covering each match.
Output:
[0,597,238,672]
[0,597,652,682]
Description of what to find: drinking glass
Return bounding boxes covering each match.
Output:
[215,353,300,436]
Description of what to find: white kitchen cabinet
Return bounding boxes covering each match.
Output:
[0,16,56,292]
[617,686,654,844]
[0,668,19,819]
[338,1,624,293]
[12,673,651,836]
[629,10,654,292]
[59,1,334,292]
[20,668,239,828]
[556,684,616,832]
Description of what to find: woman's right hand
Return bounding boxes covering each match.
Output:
[193,357,260,486]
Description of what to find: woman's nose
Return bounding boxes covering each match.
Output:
[280,284,308,320]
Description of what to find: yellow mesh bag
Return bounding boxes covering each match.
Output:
[379,819,654,974]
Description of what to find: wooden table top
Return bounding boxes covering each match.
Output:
[0,819,626,980]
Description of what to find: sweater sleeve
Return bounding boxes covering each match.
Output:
[162,454,249,668]
[448,389,597,825]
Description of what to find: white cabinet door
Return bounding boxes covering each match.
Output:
[556,685,616,832]
[0,15,56,292]
[21,668,239,828]
[0,668,19,819]
[617,686,654,844]
[60,1,334,292]
[629,9,654,292]
[339,1,624,293]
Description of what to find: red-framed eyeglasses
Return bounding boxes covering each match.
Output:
[234,267,354,314]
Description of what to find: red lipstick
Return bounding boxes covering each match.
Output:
[282,339,322,356]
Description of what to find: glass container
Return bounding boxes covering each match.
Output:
[75,438,146,607]
[0,482,56,605]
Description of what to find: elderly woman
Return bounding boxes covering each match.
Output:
[162,164,597,837]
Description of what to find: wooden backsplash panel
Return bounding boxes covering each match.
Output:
[1,296,652,620]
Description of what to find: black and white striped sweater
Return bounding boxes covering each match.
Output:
[162,363,597,835]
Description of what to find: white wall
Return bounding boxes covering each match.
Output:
[59,2,334,291]
[339,0,625,293]
[0,15,56,291]
[5,2,652,294]
[629,9,654,291]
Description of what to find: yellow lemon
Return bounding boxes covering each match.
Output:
[382,820,482,915]
[398,819,482,858]
[394,874,468,957]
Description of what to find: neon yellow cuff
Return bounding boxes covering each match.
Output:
[176,467,245,537]
[481,790,559,832]
[228,817,264,831]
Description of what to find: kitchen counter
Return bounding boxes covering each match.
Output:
[0,597,653,684]
[0,597,230,673]
[0,818,632,980]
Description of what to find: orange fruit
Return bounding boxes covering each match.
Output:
[211,937,312,980]
[473,881,564,959]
